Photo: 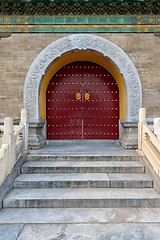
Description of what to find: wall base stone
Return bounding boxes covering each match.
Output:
[28,121,46,149]
[120,119,138,149]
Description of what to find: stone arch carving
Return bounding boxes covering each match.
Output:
[24,34,142,123]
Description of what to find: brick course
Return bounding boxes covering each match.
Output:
[0,33,160,119]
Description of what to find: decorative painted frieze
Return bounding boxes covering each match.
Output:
[0,2,159,15]
[0,15,160,37]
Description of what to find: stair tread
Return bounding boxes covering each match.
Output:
[28,155,138,161]
[23,160,143,168]
[16,173,109,181]
[15,173,151,182]
[4,188,160,200]
[108,173,151,181]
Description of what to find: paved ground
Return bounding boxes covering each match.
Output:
[0,141,160,240]
[1,208,160,240]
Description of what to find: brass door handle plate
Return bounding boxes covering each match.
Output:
[76,92,81,101]
[85,92,90,101]
[76,92,90,101]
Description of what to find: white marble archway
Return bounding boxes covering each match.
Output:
[24,34,142,148]
[24,34,142,123]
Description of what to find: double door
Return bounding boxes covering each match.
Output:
[46,61,119,139]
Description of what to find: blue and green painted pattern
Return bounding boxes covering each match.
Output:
[0,0,159,37]
[1,15,160,25]
[0,15,159,36]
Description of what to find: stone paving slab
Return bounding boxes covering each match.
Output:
[1,222,160,240]
[1,208,160,224]
[1,208,160,240]
[17,223,160,240]
[0,224,23,240]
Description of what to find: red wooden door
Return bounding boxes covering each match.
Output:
[83,62,119,139]
[46,62,119,140]
[46,63,83,139]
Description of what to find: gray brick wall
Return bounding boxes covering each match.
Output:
[0,33,160,119]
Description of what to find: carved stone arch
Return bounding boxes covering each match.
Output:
[24,34,142,148]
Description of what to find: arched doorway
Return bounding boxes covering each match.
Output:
[46,61,119,140]
[24,34,142,148]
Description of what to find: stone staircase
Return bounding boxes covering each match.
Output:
[3,153,160,209]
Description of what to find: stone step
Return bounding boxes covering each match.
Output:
[1,207,160,224]
[13,173,153,189]
[27,155,139,162]
[22,160,144,174]
[3,188,160,208]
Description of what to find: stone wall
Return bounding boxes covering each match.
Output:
[0,33,160,119]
